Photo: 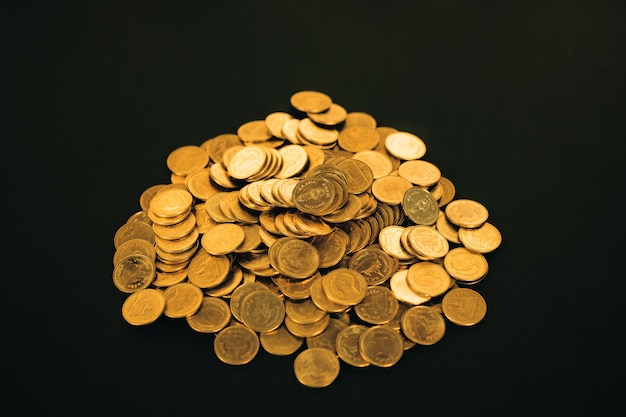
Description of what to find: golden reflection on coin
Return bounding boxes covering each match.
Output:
[445,199,489,228]
[406,261,451,298]
[354,285,399,325]
[384,131,426,160]
[166,145,209,176]
[162,282,204,318]
[239,289,285,332]
[201,223,245,255]
[442,287,487,326]
[290,90,332,114]
[322,268,368,306]
[214,325,260,365]
[293,347,340,388]
[443,247,489,283]
[336,324,370,367]
[121,288,165,326]
[186,296,232,333]
[114,221,156,249]
[113,238,156,266]
[389,269,432,305]
[458,222,502,253]
[260,324,304,356]
[113,254,156,293]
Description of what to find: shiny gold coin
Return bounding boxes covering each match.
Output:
[402,187,439,225]
[270,237,320,279]
[405,225,449,260]
[162,282,203,318]
[401,305,446,345]
[384,131,427,160]
[406,261,451,298]
[260,324,304,356]
[152,268,188,287]
[204,265,244,297]
[154,227,199,254]
[437,176,456,207]
[297,117,339,146]
[121,288,165,326]
[442,287,487,326]
[337,126,380,153]
[113,221,156,249]
[113,254,156,293]
[371,175,413,205]
[290,90,332,114]
[273,271,320,301]
[307,103,347,126]
[113,238,156,266]
[292,176,337,215]
[139,184,168,212]
[436,210,460,244]
[265,111,293,139]
[310,229,349,268]
[275,144,309,179]
[203,133,242,164]
[354,285,399,325]
[201,223,245,255]
[335,158,374,194]
[321,268,368,306]
[166,145,209,176]
[229,281,270,322]
[349,246,396,286]
[237,119,273,143]
[352,150,394,179]
[458,222,502,253]
[187,249,231,289]
[344,111,377,129]
[309,274,350,313]
[184,168,221,201]
[445,199,489,228]
[358,325,404,368]
[239,289,285,332]
[389,269,431,305]
[152,212,196,240]
[284,313,330,338]
[443,247,489,283]
[226,145,268,180]
[378,225,415,261]
[293,347,340,388]
[397,159,441,187]
[149,187,193,219]
[336,324,370,367]
[186,296,232,333]
[214,325,260,365]
[284,298,327,325]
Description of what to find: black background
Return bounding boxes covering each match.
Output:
[5,1,625,414]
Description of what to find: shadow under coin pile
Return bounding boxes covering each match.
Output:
[112,90,503,388]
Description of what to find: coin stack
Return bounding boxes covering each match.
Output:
[112,90,503,388]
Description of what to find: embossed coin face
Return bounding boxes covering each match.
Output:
[400,305,446,346]
[442,287,487,326]
[186,296,232,333]
[121,288,165,326]
[214,325,260,365]
[458,222,502,253]
[162,282,203,318]
[322,268,368,306]
[293,177,337,215]
[336,324,371,367]
[239,289,285,332]
[402,187,439,226]
[443,247,489,283]
[113,254,156,293]
[293,347,340,388]
[445,199,489,228]
[358,325,404,367]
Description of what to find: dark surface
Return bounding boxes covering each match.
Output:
[5,1,625,414]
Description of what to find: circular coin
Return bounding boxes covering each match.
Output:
[442,287,487,326]
[214,325,260,365]
[121,288,165,326]
[293,347,340,388]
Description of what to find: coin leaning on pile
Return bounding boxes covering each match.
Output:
[112,90,503,388]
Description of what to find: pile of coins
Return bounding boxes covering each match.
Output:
[112,90,502,388]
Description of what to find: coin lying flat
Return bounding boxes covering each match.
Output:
[293,347,340,388]
[121,288,165,326]
[214,325,260,365]
[442,287,487,326]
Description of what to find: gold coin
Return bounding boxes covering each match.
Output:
[402,187,439,225]
[307,103,347,126]
[284,298,327,325]
[445,199,489,228]
[337,126,380,153]
[275,144,309,179]
[309,274,350,313]
[203,133,242,164]
[335,158,374,194]
[297,117,339,146]
[113,221,156,249]
[265,111,293,139]
[187,249,231,289]
[436,210,460,244]
[226,145,268,180]
[389,269,431,305]
[214,325,260,365]
[321,267,368,306]
[184,168,221,201]
[336,324,371,367]
[186,296,232,333]
[166,145,209,176]
[310,229,349,268]
[239,289,285,332]
[437,176,456,207]
[154,227,199,254]
[349,246,396,286]
[352,150,394,179]
[229,281,270,322]
[284,313,330,338]
[152,212,196,240]
[112,254,156,293]
[270,237,320,279]
[378,225,415,261]
[397,159,441,187]
[201,223,245,255]
[152,268,188,287]
[237,120,273,143]
[371,175,413,205]
[384,131,427,160]
[358,325,404,367]
[405,225,449,259]
[306,318,348,354]
[458,222,502,253]
[406,261,451,298]
[293,347,340,388]
[354,285,399,325]
[139,184,167,212]
[204,264,244,297]
[260,324,304,356]
[290,90,332,114]
[113,238,156,266]
[400,305,446,345]
[441,287,487,326]
[162,282,203,318]
[344,111,377,129]
[121,288,165,326]
[443,247,489,283]
[149,187,193,219]
[273,271,320,301]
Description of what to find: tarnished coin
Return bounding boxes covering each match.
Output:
[121,288,165,326]
[443,247,489,283]
[445,199,489,228]
[358,325,404,367]
[186,296,232,333]
[336,324,371,367]
[214,325,260,365]
[442,287,487,326]
[113,254,156,293]
[400,305,446,345]
[458,222,502,253]
[162,282,204,318]
[402,187,439,226]
[239,289,285,332]
[293,347,340,388]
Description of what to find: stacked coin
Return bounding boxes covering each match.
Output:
[112,90,502,388]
